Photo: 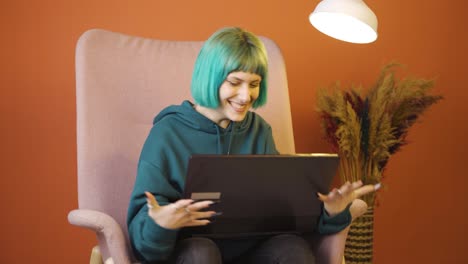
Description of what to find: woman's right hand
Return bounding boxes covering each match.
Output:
[145,191,216,230]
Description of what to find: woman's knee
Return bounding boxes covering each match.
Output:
[173,237,222,264]
[251,234,315,264]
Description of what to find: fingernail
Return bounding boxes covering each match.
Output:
[212,212,223,217]
[374,183,381,190]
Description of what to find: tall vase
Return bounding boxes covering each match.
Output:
[344,206,374,264]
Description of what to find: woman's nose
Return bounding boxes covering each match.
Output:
[237,85,251,102]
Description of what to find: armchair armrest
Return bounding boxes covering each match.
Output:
[312,199,368,264]
[68,209,132,264]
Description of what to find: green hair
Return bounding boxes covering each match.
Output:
[191,27,268,108]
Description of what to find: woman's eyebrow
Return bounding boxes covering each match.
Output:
[228,77,261,82]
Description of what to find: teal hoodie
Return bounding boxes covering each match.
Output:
[127,100,351,263]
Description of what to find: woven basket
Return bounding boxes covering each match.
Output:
[344,207,374,264]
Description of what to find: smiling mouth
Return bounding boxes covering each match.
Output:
[229,101,248,113]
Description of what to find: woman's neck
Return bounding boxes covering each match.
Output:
[193,104,231,129]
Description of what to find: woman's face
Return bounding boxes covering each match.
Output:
[196,71,261,128]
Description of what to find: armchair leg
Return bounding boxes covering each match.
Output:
[90,245,104,264]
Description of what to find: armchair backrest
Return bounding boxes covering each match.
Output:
[75,29,295,261]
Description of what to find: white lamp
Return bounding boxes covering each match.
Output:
[309,0,378,44]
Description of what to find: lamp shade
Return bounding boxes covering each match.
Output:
[309,0,378,44]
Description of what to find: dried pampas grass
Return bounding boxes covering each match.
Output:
[316,63,443,205]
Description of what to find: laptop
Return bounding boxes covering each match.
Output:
[180,154,339,238]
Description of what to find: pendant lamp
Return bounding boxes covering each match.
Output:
[309,0,378,44]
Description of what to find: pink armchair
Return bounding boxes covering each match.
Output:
[68,29,367,264]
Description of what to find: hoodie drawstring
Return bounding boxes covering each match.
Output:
[226,122,235,155]
[215,125,222,154]
[214,122,236,155]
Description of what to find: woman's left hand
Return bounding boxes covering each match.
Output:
[318,181,380,217]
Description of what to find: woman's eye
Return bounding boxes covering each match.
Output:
[228,81,240,86]
[250,83,259,88]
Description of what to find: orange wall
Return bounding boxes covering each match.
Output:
[1,0,467,263]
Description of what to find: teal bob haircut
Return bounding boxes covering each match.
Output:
[191,27,268,109]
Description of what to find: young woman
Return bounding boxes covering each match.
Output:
[127,27,376,264]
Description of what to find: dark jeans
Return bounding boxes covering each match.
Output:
[166,234,316,264]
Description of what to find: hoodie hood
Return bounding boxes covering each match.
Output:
[153,100,252,134]
[153,100,253,154]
